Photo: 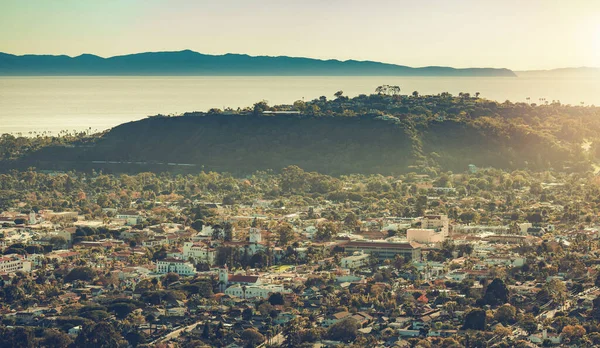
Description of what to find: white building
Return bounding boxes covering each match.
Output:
[407,214,449,243]
[155,258,196,275]
[0,254,32,274]
[447,271,467,282]
[29,211,37,225]
[142,236,169,248]
[218,265,263,292]
[116,214,143,226]
[224,283,289,299]
[340,251,370,269]
[182,242,216,264]
[485,255,526,267]
[248,227,264,254]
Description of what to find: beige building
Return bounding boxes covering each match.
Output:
[342,240,421,261]
[0,254,32,274]
[407,214,449,243]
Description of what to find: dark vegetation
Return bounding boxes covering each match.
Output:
[2,90,599,175]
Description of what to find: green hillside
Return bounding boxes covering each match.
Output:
[3,90,599,175]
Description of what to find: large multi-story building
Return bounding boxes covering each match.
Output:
[342,240,421,261]
[0,254,32,274]
[340,251,370,269]
[182,242,216,264]
[224,283,289,299]
[407,214,449,243]
[156,258,196,275]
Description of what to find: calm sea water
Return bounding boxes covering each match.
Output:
[1,76,599,135]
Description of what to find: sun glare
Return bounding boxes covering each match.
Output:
[594,25,600,60]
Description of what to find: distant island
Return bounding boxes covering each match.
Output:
[515,67,600,78]
[0,50,517,77]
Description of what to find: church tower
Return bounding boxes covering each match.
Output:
[249,228,262,244]
[218,265,229,292]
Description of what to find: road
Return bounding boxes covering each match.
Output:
[259,332,284,347]
[149,321,202,345]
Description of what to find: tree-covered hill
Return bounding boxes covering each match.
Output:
[3,90,599,175]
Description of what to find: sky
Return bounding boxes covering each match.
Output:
[1,0,599,70]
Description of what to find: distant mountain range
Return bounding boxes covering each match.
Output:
[0,50,517,77]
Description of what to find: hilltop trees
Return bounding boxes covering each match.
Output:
[375,85,401,95]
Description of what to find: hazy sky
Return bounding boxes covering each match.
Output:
[1,0,599,70]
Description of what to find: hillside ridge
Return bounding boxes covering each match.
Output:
[0,50,517,77]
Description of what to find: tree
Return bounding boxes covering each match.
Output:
[241,328,265,348]
[344,212,360,231]
[107,302,138,319]
[242,308,253,321]
[282,318,302,347]
[543,278,567,305]
[124,331,146,347]
[526,212,542,224]
[0,327,35,348]
[561,325,586,344]
[65,267,96,283]
[223,222,233,242]
[375,85,387,95]
[463,309,486,330]
[42,329,73,348]
[494,304,516,325]
[163,272,180,287]
[591,296,600,320]
[191,219,204,231]
[315,222,339,242]
[482,278,509,306]
[201,321,211,339]
[253,100,270,115]
[277,223,295,247]
[334,90,344,99]
[293,100,306,112]
[268,292,285,306]
[458,211,479,225]
[74,322,127,347]
[521,313,538,334]
[327,317,359,342]
[494,324,512,337]
[25,244,44,254]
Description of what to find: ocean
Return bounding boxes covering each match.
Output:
[1,75,599,135]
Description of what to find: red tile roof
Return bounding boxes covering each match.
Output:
[343,241,418,249]
[228,275,259,283]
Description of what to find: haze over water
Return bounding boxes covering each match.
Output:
[1,75,599,135]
